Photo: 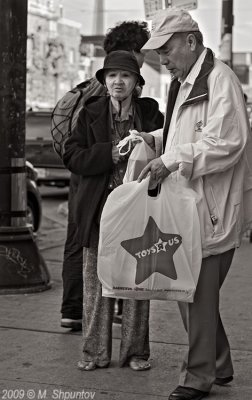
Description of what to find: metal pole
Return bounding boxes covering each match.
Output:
[0,0,51,293]
[219,0,234,68]
[165,0,172,7]
[93,0,104,35]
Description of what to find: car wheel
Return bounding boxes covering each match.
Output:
[27,198,37,232]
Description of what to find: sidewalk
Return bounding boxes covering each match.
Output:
[0,206,252,400]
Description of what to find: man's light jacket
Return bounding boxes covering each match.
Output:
[154,49,252,257]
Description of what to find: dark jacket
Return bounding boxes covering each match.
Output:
[63,95,164,246]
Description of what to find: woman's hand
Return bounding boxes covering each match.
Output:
[112,145,120,164]
[134,131,155,150]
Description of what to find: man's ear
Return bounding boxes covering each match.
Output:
[187,33,197,51]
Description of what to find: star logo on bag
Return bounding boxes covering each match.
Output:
[121,216,182,285]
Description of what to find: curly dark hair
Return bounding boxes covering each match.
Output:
[103,21,150,54]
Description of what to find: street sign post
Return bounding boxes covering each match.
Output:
[219,0,233,68]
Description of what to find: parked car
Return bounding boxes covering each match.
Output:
[25,110,70,187]
[26,161,42,232]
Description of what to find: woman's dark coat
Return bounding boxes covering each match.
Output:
[63,95,164,246]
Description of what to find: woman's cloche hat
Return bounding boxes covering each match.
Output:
[96,50,145,86]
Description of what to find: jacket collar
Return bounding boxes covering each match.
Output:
[181,48,215,107]
[163,48,215,149]
[88,96,142,140]
[88,97,113,142]
[163,79,181,143]
[179,48,207,86]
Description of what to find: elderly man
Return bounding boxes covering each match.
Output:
[138,8,252,400]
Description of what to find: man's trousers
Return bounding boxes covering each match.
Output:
[178,248,235,392]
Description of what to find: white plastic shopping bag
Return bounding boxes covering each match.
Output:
[97,177,202,302]
[123,140,156,183]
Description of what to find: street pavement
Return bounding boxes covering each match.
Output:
[0,200,252,400]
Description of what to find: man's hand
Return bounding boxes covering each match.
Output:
[138,157,171,189]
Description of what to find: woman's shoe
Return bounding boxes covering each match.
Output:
[77,360,110,371]
[77,360,96,371]
[129,358,151,371]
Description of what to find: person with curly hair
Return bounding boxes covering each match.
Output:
[103,21,150,67]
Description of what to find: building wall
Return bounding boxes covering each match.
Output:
[27,1,55,108]
[27,0,81,109]
[56,19,82,99]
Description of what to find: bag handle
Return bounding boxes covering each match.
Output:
[137,175,161,198]
[117,130,143,155]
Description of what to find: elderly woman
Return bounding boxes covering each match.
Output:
[63,50,164,371]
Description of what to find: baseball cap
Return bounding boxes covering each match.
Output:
[96,50,145,86]
[142,8,199,50]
